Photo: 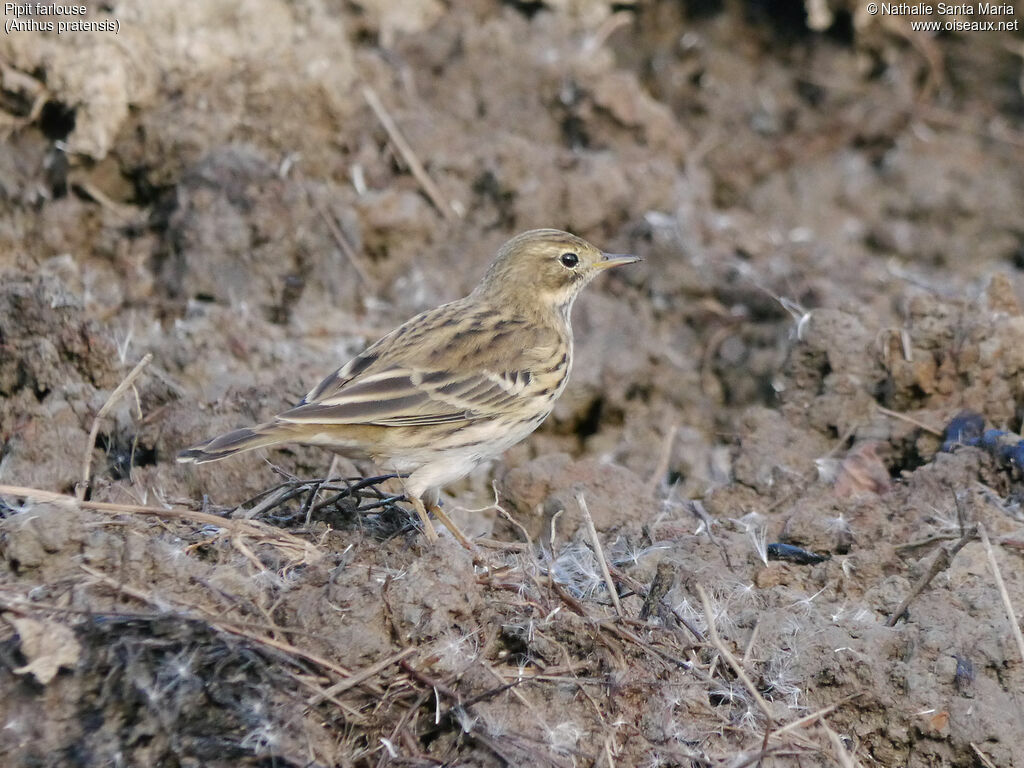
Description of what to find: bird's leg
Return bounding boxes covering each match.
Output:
[409,495,439,542]
[419,487,476,551]
[428,502,477,552]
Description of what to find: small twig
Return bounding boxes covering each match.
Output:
[688,500,732,569]
[576,492,622,617]
[979,523,1024,665]
[894,533,961,552]
[476,538,530,552]
[601,620,692,670]
[497,504,535,551]
[820,717,859,768]
[479,658,539,713]
[769,693,863,738]
[875,405,942,437]
[0,484,321,562]
[726,747,809,768]
[213,618,355,679]
[886,526,975,627]
[742,619,760,664]
[609,564,705,643]
[695,583,774,722]
[429,502,478,551]
[285,669,367,722]
[646,424,678,494]
[77,353,152,500]
[638,561,674,622]
[80,564,172,610]
[549,507,563,553]
[300,480,326,526]
[72,178,140,222]
[583,10,633,52]
[311,193,375,287]
[307,646,417,705]
[971,742,999,768]
[230,532,271,574]
[549,576,592,618]
[602,734,618,768]
[238,482,315,520]
[361,84,459,221]
[376,688,432,768]
[492,673,605,685]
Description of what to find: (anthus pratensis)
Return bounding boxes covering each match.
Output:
[178,229,640,547]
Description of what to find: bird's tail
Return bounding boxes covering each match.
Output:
[177,420,298,464]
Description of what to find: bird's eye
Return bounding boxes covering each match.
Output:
[559,252,579,268]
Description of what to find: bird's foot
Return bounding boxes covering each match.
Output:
[409,496,439,542]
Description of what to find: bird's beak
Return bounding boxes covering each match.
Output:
[595,252,642,270]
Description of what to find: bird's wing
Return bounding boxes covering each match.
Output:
[279,366,541,427]
[280,302,564,428]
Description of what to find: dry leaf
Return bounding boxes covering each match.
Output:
[929,710,950,733]
[5,615,81,685]
[833,442,892,498]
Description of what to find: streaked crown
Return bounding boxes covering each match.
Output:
[474,229,639,314]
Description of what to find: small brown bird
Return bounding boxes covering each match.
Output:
[178,229,640,546]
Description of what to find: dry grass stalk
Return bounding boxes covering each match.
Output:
[307,646,417,705]
[875,405,942,436]
[646,423,678,493]
[742,619,760,664]
[284,669,368,723]
[77,352,152,500]
[979,523,1024,665]
[886,525,974,627]
[576,492,622,616]
[971,741,999,768]
[310,192,375,287]
[73,178,141,222]
[769,693,862,738]
[361,84,459,221]
[695,583,775,722]
[602,733,618,768]
[608,564,705,643]
[476,538,530,552]
[0,484,322,564]
[583,10,633,52]
[478,657,540,713]
[80,564,172,610]
[820,717,860,768]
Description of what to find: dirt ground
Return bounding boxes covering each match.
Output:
[2,0,1024,765]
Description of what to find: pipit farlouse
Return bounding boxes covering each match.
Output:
[178,229,640,546]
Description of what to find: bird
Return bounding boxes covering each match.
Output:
[178,228,640,547]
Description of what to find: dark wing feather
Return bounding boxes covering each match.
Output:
[280,367,532,427]
[282,300,563,428]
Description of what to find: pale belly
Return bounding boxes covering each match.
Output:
[388,411,551,497]
[297,361,569,499]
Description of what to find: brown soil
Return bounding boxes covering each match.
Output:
[2,1,1024,766]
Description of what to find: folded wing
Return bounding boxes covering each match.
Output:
[283,300,564,428]
[279,366,536,427]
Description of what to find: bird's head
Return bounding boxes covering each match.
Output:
[476,229,640,316]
